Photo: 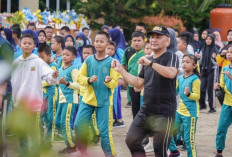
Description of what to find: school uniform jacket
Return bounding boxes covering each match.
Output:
[58,64,79,104]
[220,65,232,106]
[77,55,119,107]
[176,74,201,117]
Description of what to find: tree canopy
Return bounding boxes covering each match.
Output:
[40,0,229,40]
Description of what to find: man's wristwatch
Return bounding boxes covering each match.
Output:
[149,60,155,67]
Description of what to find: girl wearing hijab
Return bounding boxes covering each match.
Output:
[64,34,76,47]
[1,28,16,50]
[108,28,126,62]
[73,32,87,67]
[216,29,232,105]
[200,29,210,51]
[14,29,39,60]
[199,34,219,113]
[213,31,224,50]
[36,30,47,47]
[101,25,109,33]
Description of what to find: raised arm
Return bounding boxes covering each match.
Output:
[151,63,178,79]
[42,65,57,88]
[68,69,80,90]
[41,62,58,85]
[138,56,178,79]
[111,59,144,89]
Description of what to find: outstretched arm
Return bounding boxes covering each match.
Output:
[111,60,144,89]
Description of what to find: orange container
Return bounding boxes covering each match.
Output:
[210,7,232,41]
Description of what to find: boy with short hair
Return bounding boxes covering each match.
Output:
[45,26,53,45]
[60,26,71,37]
[106,41,124,128]
[51,36,64,69]
[56,46,79,154]
[10,25,21,46]
[82,27,92,45]
[82,45,95,61]
[11,34,59,157]
[75,31,119,157]
[177,35,188,55]
[38,44,58,148]
[27,23,36,32]
[76,45,100,145]
[122,31,145,119]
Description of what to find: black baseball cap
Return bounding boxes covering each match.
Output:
[147,26,170,37]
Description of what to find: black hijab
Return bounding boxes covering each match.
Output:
[201,34,219,71]
[200,29,210,51]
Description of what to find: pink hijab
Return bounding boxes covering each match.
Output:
[213,31,224,48]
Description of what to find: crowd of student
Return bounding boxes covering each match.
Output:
[1,16,232,157]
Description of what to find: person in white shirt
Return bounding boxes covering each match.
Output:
[11,34,59,157]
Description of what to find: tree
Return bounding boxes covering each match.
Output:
[157,0,225,32]
[74,0,156,40]
[74,0,230,40]
[199,0,232,11]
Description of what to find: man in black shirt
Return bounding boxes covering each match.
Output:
[112,26,179,157]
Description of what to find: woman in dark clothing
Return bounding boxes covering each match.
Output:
[199,34,219,113]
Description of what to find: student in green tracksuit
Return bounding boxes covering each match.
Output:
[56,46,79,154]
[214,46,232,157]
[75,31,119,157]
[76,45,100,145]
[169,54,201,157]
[38,44,58,148]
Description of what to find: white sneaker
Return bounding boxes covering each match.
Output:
[144,138,154,153]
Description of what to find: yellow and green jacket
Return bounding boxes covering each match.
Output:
[176,74,201,117]
[216,54,230,69]
[42,62,58,96]
[220,65,232,106]
[58,64,79,104]
[77,55,119,107]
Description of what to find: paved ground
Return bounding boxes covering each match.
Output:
[5,90,232,157]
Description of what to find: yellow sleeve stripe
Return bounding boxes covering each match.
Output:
[68,69,80,90]
[104,68,118,89]
[77,62,90,86]
[188,79,201,101]
[51,66,57,71]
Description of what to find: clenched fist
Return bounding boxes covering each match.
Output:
[59,77,68,85]
[214,83,220,90]
[90,75,98,83]
[52,70,59,78]
[105,76,112,83]
[138,56,151,66]
[111,59,121,72]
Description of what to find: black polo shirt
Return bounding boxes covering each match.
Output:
[138,51,179,117]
